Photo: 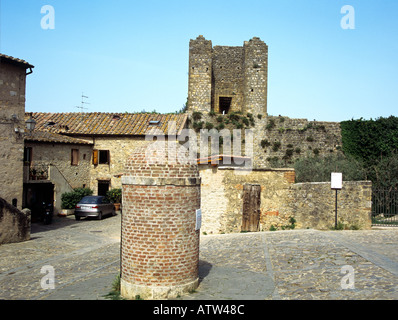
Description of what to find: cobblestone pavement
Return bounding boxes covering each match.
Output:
[185,228,398,300]
[0,214,121,300]
[1,214,398,300]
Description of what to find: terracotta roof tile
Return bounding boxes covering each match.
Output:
[27,112,188,136]
[24,131,93,145]
[0,53,34,69]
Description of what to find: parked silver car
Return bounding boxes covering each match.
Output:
[75,196,116,220]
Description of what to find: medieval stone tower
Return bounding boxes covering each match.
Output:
[187,35,268,117]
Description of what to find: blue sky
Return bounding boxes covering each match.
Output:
[1,0,397,121]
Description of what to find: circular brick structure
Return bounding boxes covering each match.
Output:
[120,142,201,299]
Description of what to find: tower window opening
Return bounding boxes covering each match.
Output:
[219,97,232,115]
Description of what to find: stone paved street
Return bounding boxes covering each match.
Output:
[0,214,121,300]
[0,214,398,300]
[185,228,398,300]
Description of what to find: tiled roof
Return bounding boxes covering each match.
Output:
[0,53,34,69]
[28,112,188,136]
[25,131,93,145]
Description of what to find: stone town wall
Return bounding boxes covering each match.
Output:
[0,63,27,209]
[257,115,342,167]
[287,181,372,230]
[199,166,296,234]
[188,113,342,169]
[199,167,371,234]
[0,197,30,245]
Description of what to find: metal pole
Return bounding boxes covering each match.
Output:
[335,189,338,229]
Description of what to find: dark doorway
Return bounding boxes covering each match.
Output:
[23,182,54,222]
[219,97,232,115]
[242,184,261,232]
[98,180,110,196]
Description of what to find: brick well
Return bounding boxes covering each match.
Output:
[120,142,200,299]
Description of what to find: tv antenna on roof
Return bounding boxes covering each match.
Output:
[75,92,90,112]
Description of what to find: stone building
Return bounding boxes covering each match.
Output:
[23,130,93,218]
[0,54,34,210]
[188,35,268,116]
[28,112,188,198]
[186,36,370,233]
[186,36,342,169]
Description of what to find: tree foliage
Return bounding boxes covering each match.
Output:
[293,116,398,189]
[294,154,366,183]
[340,116,398,166]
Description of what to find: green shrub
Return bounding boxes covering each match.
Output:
[192,111,202,121]
[272,141,281,152]
[106,188,122,203]
[294,154,366,183]
[266,119,275,130]
[261,139,270,148]
[61,188,93,209]
[205,122,214,130]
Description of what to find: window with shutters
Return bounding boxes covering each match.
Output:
[71,149,79,166]
[92,149,110,165]
[99,150,110,164]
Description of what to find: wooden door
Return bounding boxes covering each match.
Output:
[242,184,261,232]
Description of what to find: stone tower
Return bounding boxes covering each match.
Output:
[187,35,268,116]
[187,35,213,114]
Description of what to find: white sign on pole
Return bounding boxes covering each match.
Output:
[331,172,343,190]
[195,209,202,231]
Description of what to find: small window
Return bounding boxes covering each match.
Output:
[71,149,79,166]
[24,147,33,165]
[99,150,110,164]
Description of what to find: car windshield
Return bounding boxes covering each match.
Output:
[79,196,103,204]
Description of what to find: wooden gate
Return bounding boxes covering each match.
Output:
[242,184,261,232]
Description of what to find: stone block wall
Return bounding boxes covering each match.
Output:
[256,116,342,167]
[243,37,268,115]
[212,46,245,114]
[199,166,372,234]
[0,197,30,245]
[0,63,27,209]
[73,136,149,195]
[25,142,92,189]
[199,166,296,234]
[25,142,93,213]
[188,35,213,114]
[287,181,372,230]
[187,36,268,117]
